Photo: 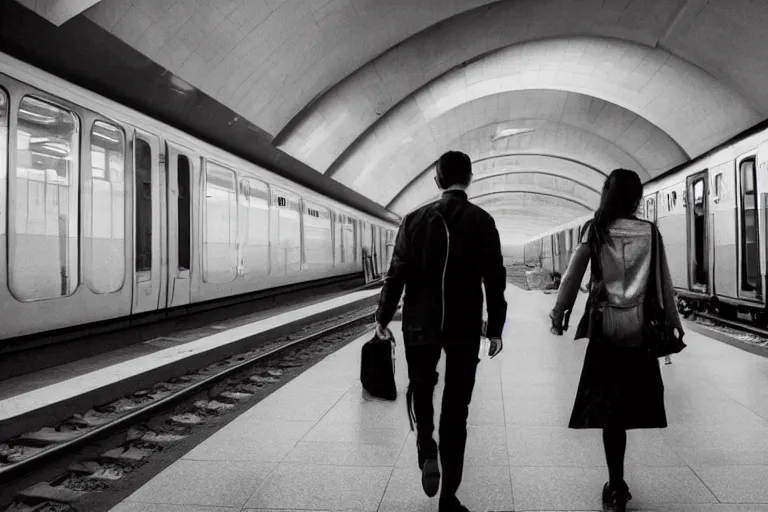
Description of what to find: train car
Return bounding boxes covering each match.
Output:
[641,127,768,322]
[528,122,768,325]
[523,214,593,270]
[0,52,398,344]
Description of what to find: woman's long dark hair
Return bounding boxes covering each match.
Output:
[588,169,643,276]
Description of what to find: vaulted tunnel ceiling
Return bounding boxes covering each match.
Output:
[18,0,768,243]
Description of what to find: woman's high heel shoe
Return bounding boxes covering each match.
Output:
[602,481,631,512]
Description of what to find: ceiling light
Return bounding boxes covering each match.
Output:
[170,75,195,94]
[492,127,534,142]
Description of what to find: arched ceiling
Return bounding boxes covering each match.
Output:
[284,37,747,172]
[418,174,600,212]
[44,0,768,242]
[330,89,687,204]
[390,154,607,214]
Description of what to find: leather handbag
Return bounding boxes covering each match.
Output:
[360,331,397,400]
[643,223,687,358]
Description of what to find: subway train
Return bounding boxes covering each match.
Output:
[524,123,768,324]
[0,52,398,344]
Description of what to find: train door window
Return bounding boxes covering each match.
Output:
[345,216,356,264]
[689,175,708,290]
[88,121,125,293]
[303,201,332,268]
[177,155,191,271]
[713,173,724,203]
[11,97,79,300]
[334,212,344,264]
[203,162,238,283]
[244,179,269,276]
[0,90,7,238]
[239,180,250,270]
[135,137,152,276]
[739,158,760,294]
[645,197,656,222]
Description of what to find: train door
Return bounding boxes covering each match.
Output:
[165,143,194,307]
[686,171,709,293]
[737,154,762,300]
[132,130,165,314]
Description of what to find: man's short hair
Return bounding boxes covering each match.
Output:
[436,151,472,188]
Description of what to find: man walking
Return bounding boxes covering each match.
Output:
[375,151,508,512]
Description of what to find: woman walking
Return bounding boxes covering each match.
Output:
[549,169,684,511]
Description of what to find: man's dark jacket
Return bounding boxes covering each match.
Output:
[375,190,507,343]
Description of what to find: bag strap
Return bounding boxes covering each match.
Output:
[644,220,664,310]
[584,221,604,303]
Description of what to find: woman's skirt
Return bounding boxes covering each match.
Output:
[569,337,667,429]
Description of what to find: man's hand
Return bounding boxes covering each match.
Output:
[376,323,392,340]
[488,337,503,358]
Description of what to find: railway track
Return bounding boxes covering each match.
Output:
[686,310,768,359]
[505,263,531,290]
[0,306,376,512]
[691,311,768,338]
[1,274,375,382]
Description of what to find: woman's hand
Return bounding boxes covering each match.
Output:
[549,310,567,335]
[488,337,503,358]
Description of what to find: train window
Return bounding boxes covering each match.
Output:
[739,158,760,293]
[277,196,286,207]
[204,162,238,283]
[135,138,152,274]
[177,155,191,271]
[0,90,7,237]
[11,96,79,301]
[87,121,125,293]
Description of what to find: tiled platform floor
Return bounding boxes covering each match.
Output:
[109,286,768,511]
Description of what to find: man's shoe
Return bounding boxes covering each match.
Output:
[602,481,631,512]
[416,437,439,497]
[421,457,440,497]
[416,437,437,469]
[439,495,469,512]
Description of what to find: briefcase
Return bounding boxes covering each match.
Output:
[360,332,397,400]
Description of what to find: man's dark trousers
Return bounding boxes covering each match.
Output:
[405,334,480,498]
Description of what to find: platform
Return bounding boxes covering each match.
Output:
[107,286,768,512]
